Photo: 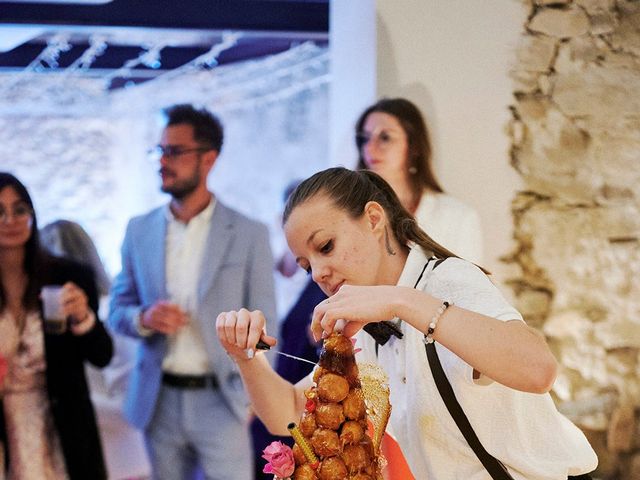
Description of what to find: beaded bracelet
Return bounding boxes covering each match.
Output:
[423,301,452,344]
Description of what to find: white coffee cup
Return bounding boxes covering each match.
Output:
[41,285,67,334]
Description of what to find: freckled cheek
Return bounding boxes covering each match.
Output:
[344,245,368,271]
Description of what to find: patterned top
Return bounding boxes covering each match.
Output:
[0,310,68,479]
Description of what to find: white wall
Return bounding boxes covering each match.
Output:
[373,0,527,284]
[329,0,377,167]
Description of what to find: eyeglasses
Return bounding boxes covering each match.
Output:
[356,130,398,151]
[147,145,212,162]
[0,203,33,224]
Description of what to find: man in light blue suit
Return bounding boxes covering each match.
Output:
[109,104,276,480]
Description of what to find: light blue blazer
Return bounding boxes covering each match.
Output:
[108,201,277,429]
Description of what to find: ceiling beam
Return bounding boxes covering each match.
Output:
[0,0,329,33]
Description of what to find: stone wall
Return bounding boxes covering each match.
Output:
[508,1,640,477]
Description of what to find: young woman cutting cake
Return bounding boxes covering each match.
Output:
[216,167,597,480]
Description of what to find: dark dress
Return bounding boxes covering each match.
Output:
[251,279,326,480]
[0,256,113,480]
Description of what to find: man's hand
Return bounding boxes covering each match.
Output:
[141,301,188,335]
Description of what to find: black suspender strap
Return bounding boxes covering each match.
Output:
[425,342,514,479]
[420,256,513,479]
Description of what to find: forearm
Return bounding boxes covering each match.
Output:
[396,288,557,393]
[235,354,310,435]
[78,319,114,367]
[108,304,146,338]
[108,270,146,339]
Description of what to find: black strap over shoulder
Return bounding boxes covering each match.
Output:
[423,257,593,480]
[425,342,514,479]
[422,255,514,479]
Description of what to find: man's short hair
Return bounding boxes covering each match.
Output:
[163,104,224,152]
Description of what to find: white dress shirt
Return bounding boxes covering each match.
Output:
[162,198,215,375]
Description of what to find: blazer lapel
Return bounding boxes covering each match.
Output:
[197,202,234,303]
[141,208,168,300]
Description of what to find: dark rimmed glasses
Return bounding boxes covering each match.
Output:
[355,130,398,151]
[0,203,33,224]
[147,145,212,162]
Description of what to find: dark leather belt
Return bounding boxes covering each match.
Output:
[162,372,219,389]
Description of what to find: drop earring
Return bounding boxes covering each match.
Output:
[384,227,397,256]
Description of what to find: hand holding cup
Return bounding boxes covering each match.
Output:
[140,300,188,335]
[41,282,92,335]
[41,285,66,334]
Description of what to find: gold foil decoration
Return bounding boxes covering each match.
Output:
[358,362,392,455]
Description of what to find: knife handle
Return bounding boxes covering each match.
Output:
[256,339,271,351]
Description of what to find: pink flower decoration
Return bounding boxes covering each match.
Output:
[262,441,295,479]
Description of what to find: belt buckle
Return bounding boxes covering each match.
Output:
[187,377,202,388]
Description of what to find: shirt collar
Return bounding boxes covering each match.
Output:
[396,243,431,288]
[165,195,216,226]
[362,244,432,346]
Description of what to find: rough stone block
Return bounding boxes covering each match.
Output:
[630,454,640,480]
[516,288,551,317]
[510,68,543,93]
[607,405,636,452]
[515,35,558,72]
[528,5,590,38]
[575,0,616,15]
[588,10,618,35]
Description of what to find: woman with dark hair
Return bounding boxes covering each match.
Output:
[216,168,597,479]
[356,97,483,264]
[0,172,112,479]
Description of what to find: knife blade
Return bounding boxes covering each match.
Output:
[255,339,318,366]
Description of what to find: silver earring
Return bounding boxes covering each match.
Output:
[408,166,417,174]
[384,227,396,256]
